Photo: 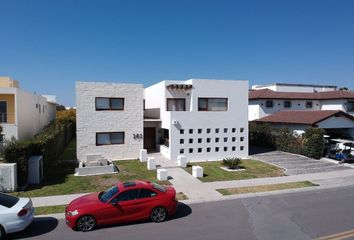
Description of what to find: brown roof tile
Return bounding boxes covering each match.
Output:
[253,110,354,125]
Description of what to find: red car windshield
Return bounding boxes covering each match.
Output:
[99,186,119,202]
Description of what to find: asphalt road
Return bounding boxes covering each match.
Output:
[9,185,354,240]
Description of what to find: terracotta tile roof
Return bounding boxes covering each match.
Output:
[253,110,354,125]
[249,89,354,100]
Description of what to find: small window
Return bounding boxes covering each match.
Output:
[114,189,138,202]
[215,147,219,152]
[198,138,202,143]
[240,137,244,142]
[215,138,220,143]
[96,132,124,145]
[180,149,184,154]
[284,100,292,108]
[207,138,211,143]
[266,100,273,108]
[198,148,202,153]
[232,128,236,133]
[198,129,202,134]
[232,137,236,142]
[180,129,184,134]
[240,146,244,151]
[232,146,236,151]
[167,98,185,111]
[224,128,228,133]
[189,148,193,153]
[240,128,244,133]
[138,189,157,198]
[207,128,211,134]
[224,137,228,142]
[207,147,211,152]
[215,128,219,133]
[306,101,313,108]
[96,97,124,110]
[189,139,193,144]
[224,147,228,151]
[180,139,184,144]
[347,101,354,112]
[189,129,193,134]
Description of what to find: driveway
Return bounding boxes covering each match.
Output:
[250,151,351,175]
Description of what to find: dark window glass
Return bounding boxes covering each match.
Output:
[189,129,193,134]
[215,147,219,152]
[180,149,184,154]
[96,132,124,145]
[180,139,184,144]
[198,148,202,153]
[232,128,236,133]
[207,128,211,133]
[306,101,313,108]
[114,189,139,202]
[167,98,186,111]
[0,193,19,208]
[180,129,184,134]
[284,101,292,108]
[224,147,228,151]
[207,138,211,143]
[189,139,193,144]
[198,98,228,111]
[96,98,124,110]
[347,101,354,112]
[207,148,211,152]
[215,138,219,142]
[189,148,193,153]
[224,128,228,133]
[266,100,273,108]
[198,129,202,134]
[198,138,202,143]
[138,189,157,198]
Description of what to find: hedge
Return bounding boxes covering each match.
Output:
[1,120,75,186]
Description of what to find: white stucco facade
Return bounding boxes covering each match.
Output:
[76,81,144,162]
[144,79,249,162]
[252,83,337,93]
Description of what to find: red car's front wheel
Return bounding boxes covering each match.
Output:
[150,207,167,223]
[76,215,96,232]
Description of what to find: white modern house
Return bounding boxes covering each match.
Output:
[249,83,354,138]
[76,79,249,163]
[0,77,57,145]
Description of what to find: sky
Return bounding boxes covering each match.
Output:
[0,0,353,106]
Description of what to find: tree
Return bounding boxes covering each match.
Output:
[302,128,325,159]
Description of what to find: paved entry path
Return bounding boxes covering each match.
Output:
[250,151,351,175]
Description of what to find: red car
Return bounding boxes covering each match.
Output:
[65,180,178,231]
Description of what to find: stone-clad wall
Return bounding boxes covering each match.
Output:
[76,81,143,161]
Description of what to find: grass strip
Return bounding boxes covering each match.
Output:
[35,205,67,215]
[217,181,319,195]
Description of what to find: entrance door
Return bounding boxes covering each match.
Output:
[0,101,7,123]
[144,127,156,151]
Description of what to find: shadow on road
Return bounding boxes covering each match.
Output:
[249,145,275,155]
[9,217,58,239]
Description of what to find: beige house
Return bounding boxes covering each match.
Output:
[0,77,57,145]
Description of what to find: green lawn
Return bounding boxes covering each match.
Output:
[217,181,319,195]
[12,160,169,198]
[184,160,285,182]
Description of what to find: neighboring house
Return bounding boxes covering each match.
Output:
[249,84,354,121]
[76,79,249,162]
[249,83,354,138]
[0,77,57,145]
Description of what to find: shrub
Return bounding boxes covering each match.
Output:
[249,122,276,148]
[302,128,325,159]
[223,157,241,169]
[274,128,303,155]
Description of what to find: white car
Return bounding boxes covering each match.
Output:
[0,193,34,239]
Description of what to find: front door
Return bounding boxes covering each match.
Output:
[0,101,7,123]
[144,127,156,151]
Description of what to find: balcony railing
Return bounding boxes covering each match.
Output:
[0,112,15,123]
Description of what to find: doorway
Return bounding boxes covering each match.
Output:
[144,127,156,151]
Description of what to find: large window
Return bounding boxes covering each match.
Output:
[167,98,185,111]
[347,101,354,112]
[198,98,228,111]
[96,97,124,110]
[96,132,124,145]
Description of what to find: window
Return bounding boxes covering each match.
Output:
[232,146,236,151]
[207,147,211,152]
[96,132,124,145]
[189,139,193,144]
[180,139,184,144]
[240,146,244,151]
[284,100,292,108]
[198,129,202,134]
[0,101,7,123]
[347,101,354,112]
[207,138,211,143]
[306,101,313,108]
[215,147,219,152]
[96,97,124,110]
[189,148,193,153]
[232,137,236,142]
[215,138,220,143]
[232,128,236,133]
[266,100,273,108]
[224,128,228,133]
[224,147,228,151]
[215,128,219,133]
[207,128,211,134]
[240,128,244,133]
[167,98,185,111]
[198,148,202,153]
[113,189,139,202]
[240,137,244,142]
[189,129,193,134]
[224,137,228,142]
[198,138,202,143]
[198,98,228,111]
[180,129,184,134]
[180,149,184,154]
[138,189,157,198]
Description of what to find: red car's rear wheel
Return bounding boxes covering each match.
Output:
[150,207,167,223]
